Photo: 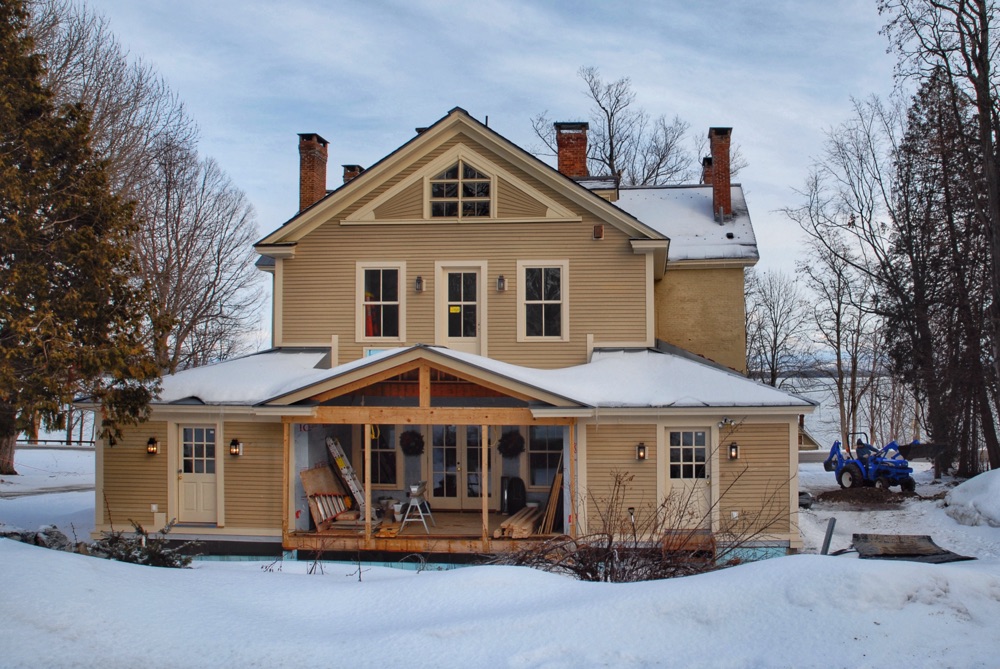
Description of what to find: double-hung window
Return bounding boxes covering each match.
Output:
[517,260,569,341]
[528,425,563,487]
[368,424,397,487]
[358,263,404,341]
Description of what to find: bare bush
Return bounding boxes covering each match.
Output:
[492,469,791,582]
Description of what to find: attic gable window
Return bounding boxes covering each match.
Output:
[430,161,491,218]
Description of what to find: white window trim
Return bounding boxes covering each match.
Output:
[516,259,569,342]
[366,424,403,491]
[434,260,488,355]
[424,156,497,221]
[356,261,407,344]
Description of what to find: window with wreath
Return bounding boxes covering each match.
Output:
[430,161,491,218]
[362,267,400,338]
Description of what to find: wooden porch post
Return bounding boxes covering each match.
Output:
[282,422,291,540]
[364,422,372,538]
[481,423,489,543]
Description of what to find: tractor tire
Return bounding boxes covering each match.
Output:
[901,476,916,493]
[875,476,891,490]
[837,463,863,489]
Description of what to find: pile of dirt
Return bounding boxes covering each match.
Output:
[816,487,915,508]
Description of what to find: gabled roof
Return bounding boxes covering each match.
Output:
[150,344,813,413]
[255,108,668,251]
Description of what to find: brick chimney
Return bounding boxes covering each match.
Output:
[342,164,365,184]
[554,122,589,178]
[298,133,329,211]
[708,127,732,220]
[701,156,713,185]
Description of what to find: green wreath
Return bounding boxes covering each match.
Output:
[399,429,425,456]
[498,429,525,459]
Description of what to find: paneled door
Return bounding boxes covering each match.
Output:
[178,426,217,524]
[441,267,481,354]
[667,429,710,528]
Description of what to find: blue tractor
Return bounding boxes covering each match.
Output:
[823,433,916,492]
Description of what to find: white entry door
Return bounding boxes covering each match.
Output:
[440,267,482,354]
[178,426,218,524]
[667,429,710,528]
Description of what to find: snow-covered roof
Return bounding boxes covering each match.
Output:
[153,345,811,411]
[613,185,758,263]
[155,349,330,405]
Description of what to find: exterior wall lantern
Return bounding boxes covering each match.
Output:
[414,276,425,292]
[229,438,243,457]
[146,437,159,455]
[729,442,739,460]
[635,442,647,461]
[496,275,507,292]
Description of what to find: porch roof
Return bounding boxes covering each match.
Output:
[151,344,812,412]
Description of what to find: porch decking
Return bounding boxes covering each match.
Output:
[286,510,555,555]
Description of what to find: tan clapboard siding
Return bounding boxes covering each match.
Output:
[718,423,791,533]
[583,424,657,533]
[223,422,284,529]
[338,136,466,217]
[373,181,423,219]
[656,267,746,372]
[497,177,547,218]
[102,422,168,527]
[281,212,647,368]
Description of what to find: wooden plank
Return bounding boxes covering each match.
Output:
[542,470,562,534]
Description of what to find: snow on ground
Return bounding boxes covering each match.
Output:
[0,447,95,494]
[2,540,1000,669]
[0,447,96,538]
[2,451,1000,668]
[797,460,1000,559]
[944,469,1000,528]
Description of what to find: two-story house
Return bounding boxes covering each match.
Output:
[89,108,812,557]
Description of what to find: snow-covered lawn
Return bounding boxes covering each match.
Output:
[2,451,999,668]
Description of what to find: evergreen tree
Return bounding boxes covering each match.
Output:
[0,0,159,474]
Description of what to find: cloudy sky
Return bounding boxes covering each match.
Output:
[83,0,900,275]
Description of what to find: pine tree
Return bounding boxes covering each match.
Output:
[0,0,159,474]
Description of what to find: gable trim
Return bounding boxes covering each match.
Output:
[255,109,667,249]
[344,143,579,225]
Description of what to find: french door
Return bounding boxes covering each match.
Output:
[429,425,492,510]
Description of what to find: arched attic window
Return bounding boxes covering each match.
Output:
[430,161,491,218]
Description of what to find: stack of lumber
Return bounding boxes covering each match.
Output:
[493,505,543,539]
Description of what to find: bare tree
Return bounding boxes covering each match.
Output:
[26,0,263,375]
[796,232,883,447]
[135,142,262,373]
[745,269,812,387]
[532,67,695,185]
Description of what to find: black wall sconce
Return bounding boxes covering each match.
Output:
[229,438,243,457]
[146,437,159,455]
[414,276,425,292]
[496,275,507,292]
[636,442,647,461]
[729,442,739,460]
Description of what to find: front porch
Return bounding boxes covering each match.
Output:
[286,510,558,554]
[270,350,580,556]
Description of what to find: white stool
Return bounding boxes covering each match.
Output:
[400,481,435,533]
